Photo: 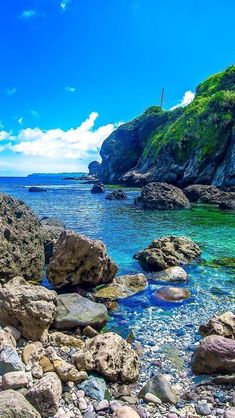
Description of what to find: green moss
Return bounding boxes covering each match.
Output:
[144,106,165,115]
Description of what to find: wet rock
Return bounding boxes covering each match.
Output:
[152,266,188,282]
[0,192,45,283]
[134,182,190,210]
[154,286,191,302]
[106,189,128,200]
[0,277,57,341]
[184,184,223,203]
[113,405,141,417]
[0,389,41,418]
[54,293,108,330]
[138,373,177,404]
[28,187,47,193]
[26,372,62,417]
[79,375,107,401]
[134,235,201,271]
[74,332,139,383]
[94,274,147,301]
[0,346,25,375]
[49,332,84,348]
[47,230,117,287]
[220,198,235,210]
[2,371,28,389]
[192,335,235,374]
[91,183,105,193]
[199,311,235,339]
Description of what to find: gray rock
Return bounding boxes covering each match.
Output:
[134,182,190,210]
[79,375,107,401]
[0,389,41,418]
[106,189,127,200]
[2,371,28,389]
[91,183,105,193]
[54,293,108,330]
[138,373,177,404]
[196,403,212,416]
[0,346,25,375]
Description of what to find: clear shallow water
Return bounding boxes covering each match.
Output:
[0,175,234,333]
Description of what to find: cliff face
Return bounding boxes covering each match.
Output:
[99,65,235,188]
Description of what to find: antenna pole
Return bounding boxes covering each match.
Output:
[160,87,164,109]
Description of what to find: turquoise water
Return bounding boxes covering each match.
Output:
[0,175,234,330]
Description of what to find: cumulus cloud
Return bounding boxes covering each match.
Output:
[65,86,76,93]
[19,10,38,19]
[0,131,12,141]
[5,87,17,96]
[7,112,118,160]
[170,90,195,111]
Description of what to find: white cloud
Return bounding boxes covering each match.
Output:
[0,121,4,130]
[170,90,195,111]
[19,10,38,19]
[8,112,118,160]
[5,87,17,96]
[0,131,11,141]
[18,117,24,125]
[65,86,76,93]
[60,0,70,11]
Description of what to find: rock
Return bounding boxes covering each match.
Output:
[0,277,57,341]
[134,182,190,210]
[79,375,107,401]
[192,335,235,374]
[88,161,101,177]
[0,346,25,375]
[83,326,99,338]
[224,407,235,418]
[94,274,147,301]
[4,325,21,341]
[106,189,127,200]
[91,183,105,193]
[184,184,223,203]
[47,230,117,288]
[138,373,177,404]
[152,266,188,282]
[22,342,45,367]
[220,198,235,210]
[49,332,84,348]
[54,293,108,330]
[199,311,235,339]
[213,374,235,384]
[74,332,139,383]
[26,372,62,417]
[40,218,65,264]
[0,389,41,418]
[154,286,191,302]
[195,403,212,416]
[134,235,201,271]
[113,405,141,417]
[0,193,45,283]
[0,330,16,349]
[28,187,47,193]
[2,371,28,389]
[144,392,162,404]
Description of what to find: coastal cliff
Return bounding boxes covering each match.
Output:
[99,65,235,188]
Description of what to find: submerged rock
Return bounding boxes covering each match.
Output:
[134,235,201,271]
[91,183,105,193]
[54,293,108,330]
[106,189,128,200]
[154,286,191,302]
[138,373,177,404]
[151,266,188,282]
[28,187,47,193]
[135,182,190,210]
[0,389,41,418]
[199,311,235,339]
[0,277,57,341]
[47,230,118,288]
[74,332,139,383]
[0,192,45,283]
[192,335,235,374]
[93,273,147,301]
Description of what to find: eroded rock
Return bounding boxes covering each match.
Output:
[134,182,190,210]
[106,189,128,200]
[0,389,41,418]
[199,311,235,339]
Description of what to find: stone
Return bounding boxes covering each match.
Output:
[47,230,117,288]
[26,372,62,417]
[0,330,16,349]
[88,161,101,177]
[134,235,201,271]
[74,332,139,383]
[83,326,99,338]
[224,408,235,418]
[2,371,28,389]
[0,346,25,375]
[54,293,108,330]
[213,374,235,384]
[22,342,45,367]
[199,311,235,339]
[4,325,21,341]
[152,266,188,282]
[113,406,141,418]
[144,392,162,404]
[192,335,235,374]
[40,217,65,264]
[96,400,109,411]
[79,375,107,401]
[220,198,235,210]
[184,184,223,204]
[0,277,57,341]
[195,403,212,416]
[138,373,177,404]
[154,286,191,302]
[106,189,127,200]
[91,183,105,193]
[0,193,45,283]
[94,274,147,301]
[28,187,47,193]
[49,332,84,348]
[0,389,41,418]
[134,182,190,210]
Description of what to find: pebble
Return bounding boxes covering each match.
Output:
[78,397,88,412]
[196,402,212,416]
[144,392,162,405]
[167,414,178,418]
[224,408,235,418]
[96,400,109,411]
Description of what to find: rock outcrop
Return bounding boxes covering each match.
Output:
[0,389,41,418]
[106,189,128,200]
[192,335,235,374]
[0,277,57,341]
[135,182,190,210]
[88,161,101,177]
[199,311,235,339]
[184,184,224,203]
[0,193,45,283]
[74,332,139,383]
[47,230,118,288]
[91,183,105,193]
[134,235,201,271]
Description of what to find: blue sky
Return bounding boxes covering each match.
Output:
[0,0,234,175]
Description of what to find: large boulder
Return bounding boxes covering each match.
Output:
[106,189,128,200]
[54,293,108,330]
[0,277,57,341]
[183,184,223,203]
[74,332,139,383]
[0,193,45,283]
[192,335,235,374]
[47,230,118,288]
[134,182,190,210]
[91,183,105,193]
[138,373,177,404]
[26,372,62,417]
[154,286,191,302]
[0,389,41,418]
[134,235,201,271]
[93,274,147,301]
[199,312,235,339]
